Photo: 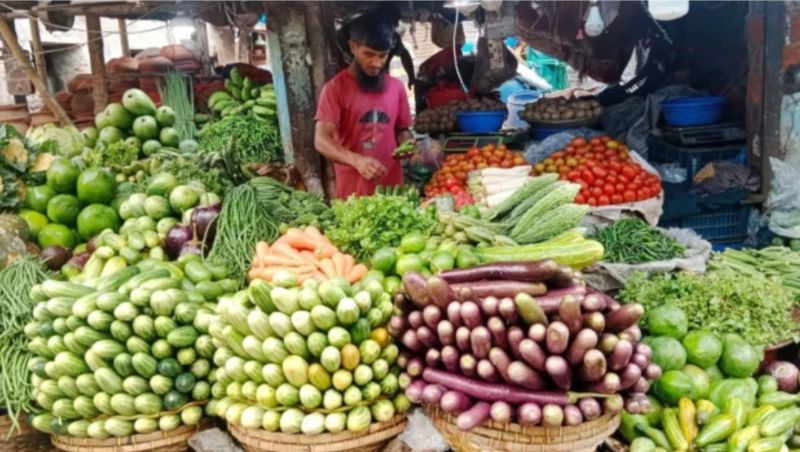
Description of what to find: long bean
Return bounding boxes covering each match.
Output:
[709,246,800,297]
[208,184,280,284]
[593,218,685,264]
[0,255,50,435]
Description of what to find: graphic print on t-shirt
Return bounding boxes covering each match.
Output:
[358,110,390,150]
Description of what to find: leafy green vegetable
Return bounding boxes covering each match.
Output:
[146,155,233,196]
[593,218,685,264]
[198,115,282,164]
[82,140,139,169]
[249,177,332,230]
[25,124,86,157]
[0,164,21,210]
[620,270,799,346]
[324,195,435,262]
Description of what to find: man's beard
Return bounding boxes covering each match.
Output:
[353,62,385,93]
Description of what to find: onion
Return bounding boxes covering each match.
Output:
[41,246,71,270]
[190,203,221,247]
[165,224,193,260]
[66,251,91,270]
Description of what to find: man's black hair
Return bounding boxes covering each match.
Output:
[349,12,396,52]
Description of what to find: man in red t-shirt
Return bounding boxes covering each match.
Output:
[314,13,413,198]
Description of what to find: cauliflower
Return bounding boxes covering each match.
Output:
[0,137,28,171]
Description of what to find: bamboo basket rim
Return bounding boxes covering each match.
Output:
[227,414,407,450]
[51,420,210,452]
[425,405,621,452]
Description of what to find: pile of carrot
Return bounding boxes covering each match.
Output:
[248,226,369,284]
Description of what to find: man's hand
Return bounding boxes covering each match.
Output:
[354,155,387,180]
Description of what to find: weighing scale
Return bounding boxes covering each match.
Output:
[662,122,746,146]
[441,131,525,153]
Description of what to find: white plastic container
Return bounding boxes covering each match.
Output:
[504,90,541,130]
[648,0,689,21]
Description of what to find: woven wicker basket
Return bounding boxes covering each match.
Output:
[426,405,621,452]
[227,415,407,452]
[0,415,53,452]
[51,420,210,452]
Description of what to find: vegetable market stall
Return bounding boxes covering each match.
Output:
[0,4,799,452]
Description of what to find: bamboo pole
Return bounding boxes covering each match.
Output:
[85,14,108,114]
[29,16,46,83]
[0,16,70,125]
[118,18,129,57]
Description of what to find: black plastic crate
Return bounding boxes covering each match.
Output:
[659,204,751,242]
[648,137,744,184]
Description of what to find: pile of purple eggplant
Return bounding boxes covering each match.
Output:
[390,260,661,431]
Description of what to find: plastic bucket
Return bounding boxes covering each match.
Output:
[504,90,541,130]
[661,96,726,127]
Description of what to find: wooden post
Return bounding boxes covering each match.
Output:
[266,4,325,195]
[118,18,129,57]
[29,16,46,84]
[195,18,211,76]
[85,14,108,114]
[306,1,339,199]
[0,16,70,125]
[761,2,787,195]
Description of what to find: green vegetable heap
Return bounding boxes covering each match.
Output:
[623,305,800,451]
[209,271,410,435]
[620,271,799,346]
[25,254,238,438]
[324,194,435,262]
[593,218,685,264]
[709,246,800,296]
[198,115,283,165]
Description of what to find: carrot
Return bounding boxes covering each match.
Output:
[261,254,308,267]
[347,264,368,283]
[312,272,328,282]
[248,268,264,281]
[299,250,321,266]
[343,254,355,278]
[320,258,337,279]
[316,244,336,259]
[332,253,346,277]
[305,226,331,244]
[255,241,270,257]
[284,228,322,251]
[270,242,307,263]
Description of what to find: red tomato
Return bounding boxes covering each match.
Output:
[606,174,618,184]
[591,165,607,179]
[623,190,636,202]
[590,186,604,197]
[621,166,637,179]
[598,195,610,206]
[575,194,586,204]
[611,194,623,204]
[636,189,647,201]
[603,184,616,195]
[615,183,626,192]
[581,170,596,185]
[587,197,598,207]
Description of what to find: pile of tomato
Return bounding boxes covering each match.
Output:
[533,136,662,207]
[425,144,527,198]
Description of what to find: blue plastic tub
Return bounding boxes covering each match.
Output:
[661,96,726,127]
[456,111,507,133]
[529,126,564,141]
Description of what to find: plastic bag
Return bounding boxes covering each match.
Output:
[397,408,449,452]
[767,157,800,211]
[411,136,444,169]
[523,128,604,164]
[583,226,712,292]
[655,163,687,184]
[767,157,800,238]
